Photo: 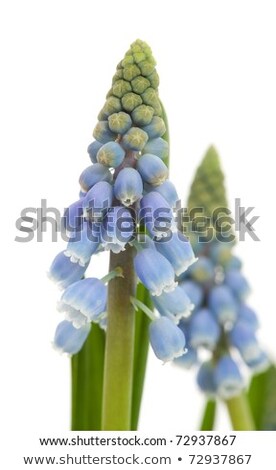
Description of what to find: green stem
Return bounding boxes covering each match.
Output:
[131,284,152,430]
[102,246,136,430]
[200,398,216,431]
[71,324,105,430]
[226,393,256,430]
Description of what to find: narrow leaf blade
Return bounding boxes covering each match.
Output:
[71,324,105,430]
[247,365,276,430]
[200,399,216,431]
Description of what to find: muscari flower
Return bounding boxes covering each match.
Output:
[114,167,143,206]
[57,278,107,328]
[48,251,88,289]
[96,141,125,168]
[229,321,263,364]
[137,153,168,186]
[134,248,177,296]
[54,320,91,355]
[63,199,83,233]
[152,285,194,323]
[238,304,259,331]
[79,163,112,192]
[188,256,215,283]
[49,39,196,360]
[214,355,244,400]
[225,269,250,302]
[179,280,204,310]
[208,284,238,325]
[148,180,179,207]
[142,137,169,161]
[189,308,220,350]
[174,346,198,369]
[196,361,216,396]
[82,181,113,221]
[155,231,197,276]
[64,220,101,266]
[101,206,134,253]
[139,191,176,239]
[87,140,103,163]
[149,316,186,363]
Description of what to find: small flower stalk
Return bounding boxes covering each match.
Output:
[49,40,196,430]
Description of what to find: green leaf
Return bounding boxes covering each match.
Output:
[131,283,151,430]
[247,365,276,430]
[199,399,216,430]
[71,324,105,430]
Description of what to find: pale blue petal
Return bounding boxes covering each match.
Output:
[48,251,88,289]
[139,191,176,239]
[155,231,196,276]
[208,285,238,325]
[214,355,244,399]
[54,320,91,355]
[149,317,186,362]
[114,168,143,206]
[134,248,177,296]
[58,278,107,328]
[152,286,194,323]
[189,308,220,350]
[79,163,112,192]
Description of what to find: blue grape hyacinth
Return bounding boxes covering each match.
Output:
[174,146,269,401]
[49,39,196,361]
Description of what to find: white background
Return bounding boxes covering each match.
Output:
[1,0,276,439]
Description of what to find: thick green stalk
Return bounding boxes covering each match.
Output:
[71,324,105,430]
[226,393,255,430]
[102,246,136,430]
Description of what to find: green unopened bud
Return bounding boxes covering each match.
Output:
[142,116,166,139]
[122,55,134,66]
[133,52,146,63]
[132,105,154,126]
[131,43,142,53]
[147,70,159,89]
[139,60,155,77]
[98,96,121,120]
[131,76,151,94]
[123,63,141,81]
[142,87,158,105]
[93,121,116,143]
[121,127,148,151]
[112,69,123,84]
[122,92,143,112]
[108,112,132,134]
[112,79,132,98]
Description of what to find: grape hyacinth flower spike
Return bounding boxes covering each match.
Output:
[48,40,196,431]
[175,146,269,430]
